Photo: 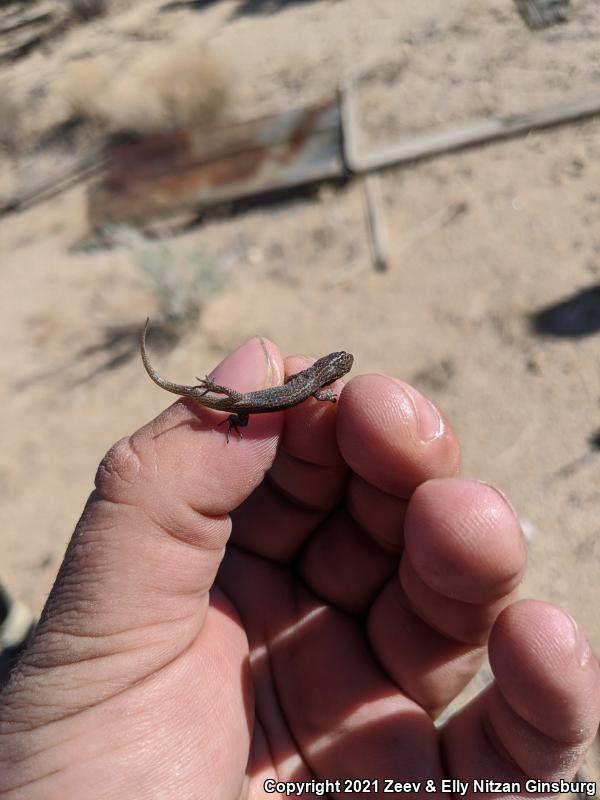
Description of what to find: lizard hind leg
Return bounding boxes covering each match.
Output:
[194,375,244,401]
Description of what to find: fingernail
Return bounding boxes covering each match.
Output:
[211,337,278,392]
[475,480,520,520]
[404,386,444,442]
[564,611,592,668]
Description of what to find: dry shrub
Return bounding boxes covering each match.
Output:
[61,45,232,135]
[60,58,114,123]
[105,224,226,329]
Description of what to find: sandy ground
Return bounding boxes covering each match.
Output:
[1,0,599,779]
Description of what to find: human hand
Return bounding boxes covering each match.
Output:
[0,337,598,799]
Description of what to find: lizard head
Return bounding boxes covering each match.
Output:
[313,351,354,383]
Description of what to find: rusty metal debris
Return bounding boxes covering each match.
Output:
[89,98,343,228]
[6,73,600,232]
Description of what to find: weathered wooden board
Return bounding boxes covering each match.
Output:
[341,81,600,173]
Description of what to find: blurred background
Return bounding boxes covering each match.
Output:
[1,0,599,777]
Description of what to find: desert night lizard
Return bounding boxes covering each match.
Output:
[140,319,354,440]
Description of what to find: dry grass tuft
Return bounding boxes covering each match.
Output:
[61,45,232,136]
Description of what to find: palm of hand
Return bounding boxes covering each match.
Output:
[178,434,519,798]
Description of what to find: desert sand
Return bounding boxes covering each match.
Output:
[1,0,599,780]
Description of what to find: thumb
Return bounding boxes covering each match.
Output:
[5,335,284,720]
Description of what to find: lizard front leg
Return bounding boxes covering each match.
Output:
[312,389,337,403]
